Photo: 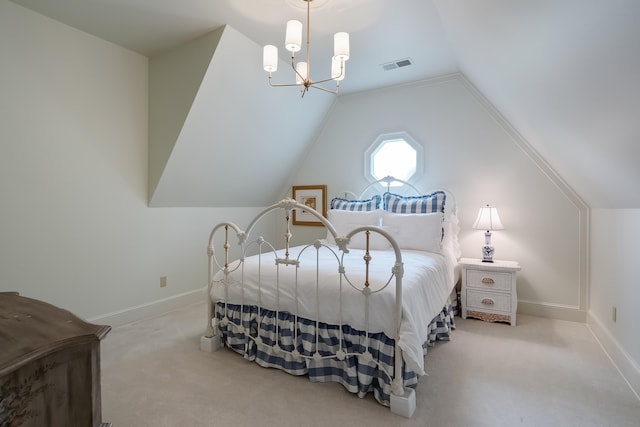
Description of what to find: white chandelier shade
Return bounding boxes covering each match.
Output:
[295,62,308,84]
[263,45,278,73]
[334,32,350,60]
[285,20,303,52]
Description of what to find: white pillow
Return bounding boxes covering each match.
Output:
[326,209,390,250]
[382,212,444,253]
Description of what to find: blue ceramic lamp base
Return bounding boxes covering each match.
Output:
[481,230,495,262]
[481,244,495,262]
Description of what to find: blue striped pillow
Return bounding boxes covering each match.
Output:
[383,191,446,214]
[330,195,381,211]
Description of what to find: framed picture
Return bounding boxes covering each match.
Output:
[292,185,327,226]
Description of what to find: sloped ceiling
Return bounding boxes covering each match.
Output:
[147,25,334,207]
[433,0,640,209]
[9,0,640,208]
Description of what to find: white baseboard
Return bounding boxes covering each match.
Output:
[87,287,206,328]
[518,300,587,323]
[587,311,640,401]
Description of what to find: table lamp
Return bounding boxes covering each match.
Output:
[472,204,504,262]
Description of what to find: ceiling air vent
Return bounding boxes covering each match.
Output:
[381,58,414,71]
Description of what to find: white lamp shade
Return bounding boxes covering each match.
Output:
[472,205,504,231]
[331,57,345,80]
[263,45,278,72]
[334,32,350,61]
[295,61,308,84]
[285,20,302,52]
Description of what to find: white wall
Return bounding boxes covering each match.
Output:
[284,76,588,321]
[0,1,267,325]
[589,209,640,395]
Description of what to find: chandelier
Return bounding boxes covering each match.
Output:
[262,0,350,97]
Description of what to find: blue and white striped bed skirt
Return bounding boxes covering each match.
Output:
[215,295,457,406]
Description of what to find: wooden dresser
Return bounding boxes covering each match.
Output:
[0,292,111,427]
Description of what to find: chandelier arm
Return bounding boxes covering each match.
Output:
[308,75,342,86]
[267,74,301,88]
[268,81,306,88]
[309,84,338,95]
[268,79,338,94]
[268,77,336,96]
[334,60,345,80]
[272,71,339,88]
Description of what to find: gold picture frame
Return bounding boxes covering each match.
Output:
[292,185,327,226]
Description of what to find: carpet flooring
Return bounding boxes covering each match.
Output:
[100,302,640,427]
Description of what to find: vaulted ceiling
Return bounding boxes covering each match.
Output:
[10,0,640,208]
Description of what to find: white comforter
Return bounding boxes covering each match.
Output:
[210,244,456,375]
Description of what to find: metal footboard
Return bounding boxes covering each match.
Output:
[201,198,416,417]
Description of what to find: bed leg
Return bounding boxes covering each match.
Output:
[200,334,221,353]
[390,387,416,418]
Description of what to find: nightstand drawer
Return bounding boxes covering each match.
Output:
[466,269,512,292]
[466,289,511,312]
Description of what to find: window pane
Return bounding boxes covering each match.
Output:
[372,139,416,182]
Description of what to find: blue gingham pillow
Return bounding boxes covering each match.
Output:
[330,195,381,211]
[383,191,446,214]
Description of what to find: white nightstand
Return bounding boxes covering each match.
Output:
[459,258,521,326]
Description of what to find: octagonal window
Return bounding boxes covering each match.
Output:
[365,132,422,186]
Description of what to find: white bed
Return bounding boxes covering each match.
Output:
[201,177,460,417]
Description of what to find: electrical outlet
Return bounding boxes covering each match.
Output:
[160,276,167,288]
[612,306,617,322]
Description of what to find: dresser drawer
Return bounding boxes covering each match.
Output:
[466,289,511,312]
[466,269,512,292]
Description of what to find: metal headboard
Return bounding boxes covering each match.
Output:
[341,176,420,199]
[341,175,457,216]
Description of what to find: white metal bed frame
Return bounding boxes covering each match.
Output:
[341,175,423,201]
[200,177,456,418]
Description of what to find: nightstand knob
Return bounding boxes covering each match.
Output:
[481,298,495,305]
[481,277,495,285]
